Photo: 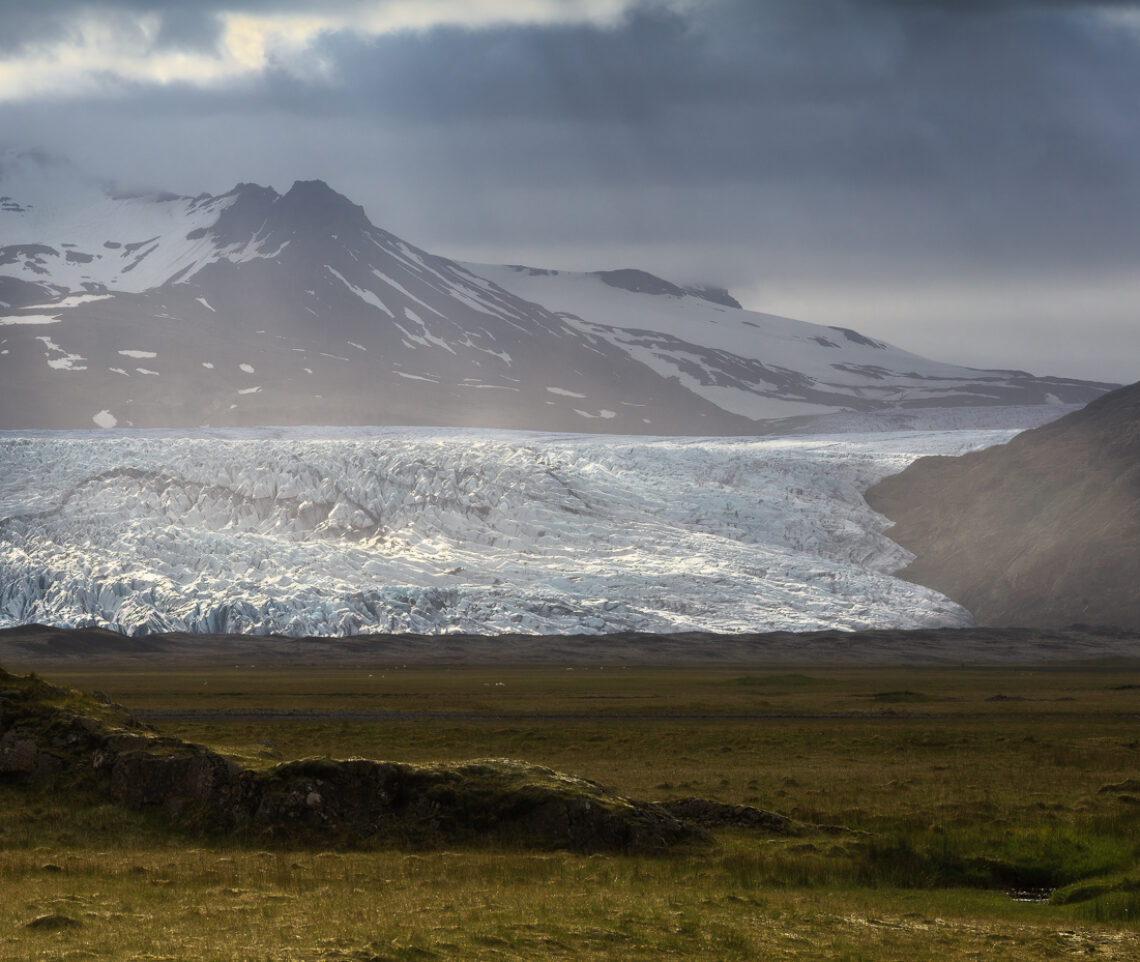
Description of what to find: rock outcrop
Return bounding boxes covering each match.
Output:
[0,665,700,852]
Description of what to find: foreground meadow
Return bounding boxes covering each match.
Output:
[3,662,1140,960]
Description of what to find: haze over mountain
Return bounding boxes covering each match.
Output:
[866,380,1140,629]
[0,151,1114,433]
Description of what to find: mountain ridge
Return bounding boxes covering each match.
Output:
[0,150,1116,433]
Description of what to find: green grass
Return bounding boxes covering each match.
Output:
[3,663,1140,959]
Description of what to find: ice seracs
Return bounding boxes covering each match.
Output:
[0,426,1019,637]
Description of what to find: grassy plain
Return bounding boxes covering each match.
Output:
[4,662,1140,960]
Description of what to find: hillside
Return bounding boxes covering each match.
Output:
[865,381,1140,628]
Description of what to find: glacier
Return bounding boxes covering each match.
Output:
[0,427,1017,637]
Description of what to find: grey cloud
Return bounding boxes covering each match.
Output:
[8,0,1140,206]
[0,0,332,53]
[152,7,224,50]
[231,1,1140,210]
[7,1,1140,257]
[0,9,74,53]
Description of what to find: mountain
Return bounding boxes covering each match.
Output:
[865,381,1140,628]
[0,150,1115,432]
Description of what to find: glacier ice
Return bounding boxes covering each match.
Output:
[0,427,1019,637]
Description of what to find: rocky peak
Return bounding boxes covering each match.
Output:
[276,179,371,235]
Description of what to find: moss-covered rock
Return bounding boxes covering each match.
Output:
[0,665,701,852]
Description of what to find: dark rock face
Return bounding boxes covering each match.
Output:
[98,748,700,851]
[105,742,247,821]
[0,730,40,772]
[594,269,743,309]
[596,268,687,297]
[656,798,798,833]
[0,665,699,852]
[865,382,1140,628]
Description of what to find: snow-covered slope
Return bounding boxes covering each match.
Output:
[0,427,1016,636]
[472,263,1105,420]
[0,149,1115,433]
[0,153,247,297]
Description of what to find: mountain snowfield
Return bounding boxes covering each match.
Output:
[466,263,1053,423]
[0,149,1114,433]
[0,427,1018,636]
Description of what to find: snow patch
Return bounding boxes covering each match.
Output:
[196,297,216,312]
[92,410,117,428]
[239,363,255,374]
[47,354,87,371]
[35,335,86,371]
[0,314,61,326]
[237,386,262,395]
[201,361,214,369]
[326,266,394,317]
[366,269,443,318]
[547,386,588,398]
[23,294,113,310]
[118,349,157,359]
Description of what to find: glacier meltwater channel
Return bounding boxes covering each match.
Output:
[0,427,1015,636]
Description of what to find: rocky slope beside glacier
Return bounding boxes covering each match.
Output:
[866,380,1140,628]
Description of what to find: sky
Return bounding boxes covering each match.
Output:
[1,0,1138,384]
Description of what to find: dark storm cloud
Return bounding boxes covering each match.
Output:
[209,0,1140,265]
[7,1,1140,213]
[235,1,1140,185]
[0,7,73,52]
[151,6,224,50]
[6,1,1140,261]
[2,0,1139,381]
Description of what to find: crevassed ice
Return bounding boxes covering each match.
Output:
[0,428,1016,637]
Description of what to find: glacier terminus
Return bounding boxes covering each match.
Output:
[1,426,1021,637]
